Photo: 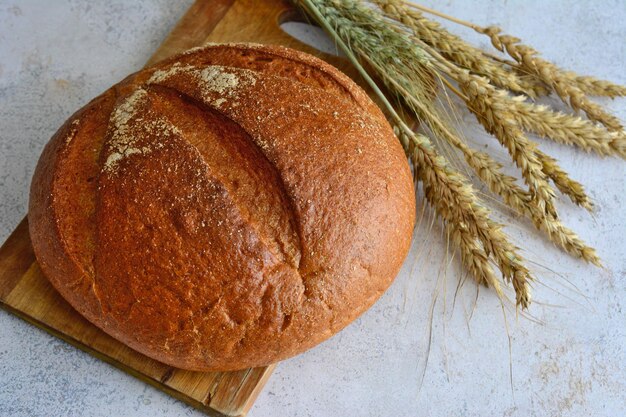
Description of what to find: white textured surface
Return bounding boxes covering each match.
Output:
[0,1,625,416]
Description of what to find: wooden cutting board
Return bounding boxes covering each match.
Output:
[0,1,369,416]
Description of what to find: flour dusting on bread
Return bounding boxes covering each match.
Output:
[148,63,195,84]
[199,66,239,93]
[197,66,257,106]
[149,63,257,108]
[104,88,180,172]
[105,65,258,173]
[65,119,81,144]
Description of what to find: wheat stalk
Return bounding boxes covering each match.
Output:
[295,0,623,309]
[298,0,536,306]
[569,74,626,98]
[373,0,544,97]
[407,131,531,307]
[510,97,626,158]
[536,150,593,212]
[450,66,558,216]
[477,26,623,132]
[403,1,626,100]
[411,42,601,263]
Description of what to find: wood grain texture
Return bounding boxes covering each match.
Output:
[146,0,235,66]
[0,218,34,299]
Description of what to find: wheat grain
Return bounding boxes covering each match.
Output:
[406,132,532,307]
[295,0,615,308]
[510,96,626,158]
[359,49,535,218]
[478,26,623,131]
[568,73,626,98]
[445,221,499,291]
[374,0,543,97]
[453,68,558,218]
[535,149,594,211]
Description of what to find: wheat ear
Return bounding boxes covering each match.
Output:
[478,26,624,132]
[452,68,558,218]
[374,0,543,97]
[569,73,626,98]
[403,1,626,100]
[510,96,626,159]
[299,0,533,307]
[368,49,595,261]
[416,52,598,258]
[359,51,533,217]
[411,38,597,213]
[459,72,600,255]
[535,150,594,212]
[406,132,531,307]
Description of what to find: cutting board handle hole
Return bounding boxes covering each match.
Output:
[279,19,344,57]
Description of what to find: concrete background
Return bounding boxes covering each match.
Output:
[0,1,624,416]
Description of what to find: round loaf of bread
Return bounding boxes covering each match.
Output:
[29,43,415,371]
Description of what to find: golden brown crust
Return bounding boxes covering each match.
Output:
[29,44,415,371]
